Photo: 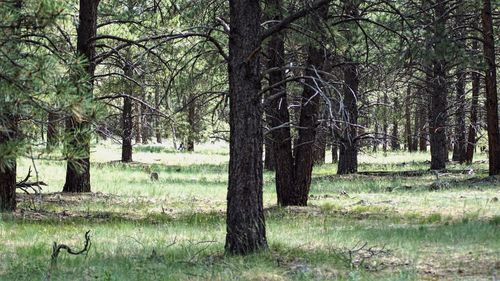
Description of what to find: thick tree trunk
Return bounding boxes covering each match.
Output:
[225,0,267,255]
[337,62,359,174]
[121,64,133,162]
[428,1,448,170]
[481,0,500,175]
[0,117,17,212]
[391,96,400,150]
[63,0,99,193]
[465,42,480,163]
[293,44,326,203]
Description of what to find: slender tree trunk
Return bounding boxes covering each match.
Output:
[134,102,141,143]
[154,88,162,143]
[382,92,388,152]
[428,1,448,170]
[141,93,149,144]
[404,86,413,152]
[418,93,427,152]
[391,96,400,150]
[63,0,100,193]
[121,63,133,162]
[481,0,500,175]
[187,99,195,151]
[465,41,480,163]
[452,70,467,163]
[225,0,267,255]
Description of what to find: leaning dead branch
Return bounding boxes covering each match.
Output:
[51,230,92,267]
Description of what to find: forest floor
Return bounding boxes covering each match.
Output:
[0,142,499,281]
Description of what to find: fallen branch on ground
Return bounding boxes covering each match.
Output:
[51,230,92,267]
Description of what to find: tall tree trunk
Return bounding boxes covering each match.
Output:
[266,0,328,206]
[141,93,150,144]
[481,0,500,175]
[418,93,428,152]
[121,63,133,162]
[404,86,413,152]
[452,69,466,163]
[382,92,388,152]
[465,40,480,163]
[391,96,400,150]
[337,61,359,174]
[154,88,162,143]
[337,1,359,175]
[428,1,448,170]
[225,0,267,255]
[187,98,196,151]
[63,0,100,193]
[291,5,329,204]
[0,117,17,212]
[134,102,141,143]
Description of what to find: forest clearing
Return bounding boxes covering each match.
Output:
[1,143,499,280]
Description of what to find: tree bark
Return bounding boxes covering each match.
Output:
[337,1,359,175]
[465,40,480,163]
[391,96,400,150]
[481,0,500,175]
[134,102,141,143]
[264,136,276,171]
[187,98,196,151]
[452,69,466,163]
[141,93,150,144]
[225,0,267,255]
[428,1,448,170]
[337,61,359,174]
[418,93,428,152]
[63,0,100,193]
[404,86,413,152]
[47,112,59,148]
[121,63,133,162]
[154,88,162,143]
[0,117,17,212]
[312,120,327,165]
[382,92,388,152]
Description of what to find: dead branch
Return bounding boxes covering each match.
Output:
[16,166,47,194]
[51,230,92,267]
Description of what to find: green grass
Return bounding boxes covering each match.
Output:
[1,143,499,280]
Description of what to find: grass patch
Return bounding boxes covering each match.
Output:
[1,144,498,280]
